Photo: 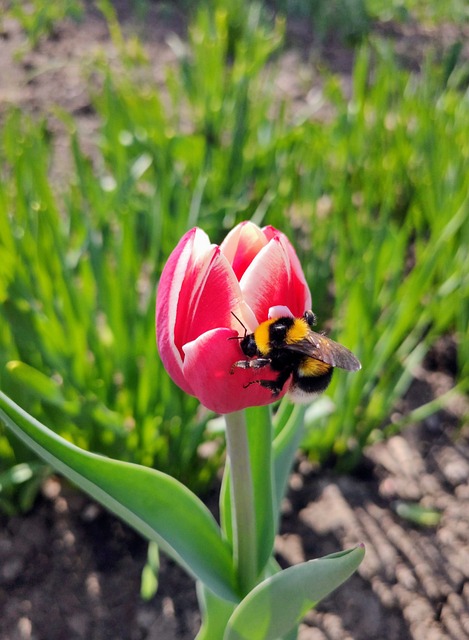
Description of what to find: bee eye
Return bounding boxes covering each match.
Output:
[304,310,317,327]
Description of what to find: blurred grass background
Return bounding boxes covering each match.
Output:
[0,0,468,513]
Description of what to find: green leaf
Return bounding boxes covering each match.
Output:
[0,461,50,515]
[0,391,238,602]
[224,545,365,640]
[272,402,306,513]
[140,541,160,601]
[196,582,237,640]
[6,361,67,407]
[393,501,442,527]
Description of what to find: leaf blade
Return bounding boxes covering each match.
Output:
[224,545,365,640]
[0,391,237,601]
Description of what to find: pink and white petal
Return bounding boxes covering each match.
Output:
[229,300,259,335]
[261,225,278,242]
[220,221,268,281]
[239,236,305,323]
[268,305,294,319]
[156,227,212,394]
[263,227,312,313]
[182,328,288,414]
[278,233,312,311]
[175,246,258,350]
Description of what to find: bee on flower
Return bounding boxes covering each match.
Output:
[156,222,360,414]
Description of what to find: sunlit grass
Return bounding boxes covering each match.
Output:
[0,0,468,510]
[295,45,469,465]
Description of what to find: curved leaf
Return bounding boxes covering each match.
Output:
[196,582,237,640]
[0,391,237,602]
[224,545,365,640]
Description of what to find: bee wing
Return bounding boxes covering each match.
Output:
[285,331,361,371]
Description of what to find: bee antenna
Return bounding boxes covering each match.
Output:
[230,311,247,338]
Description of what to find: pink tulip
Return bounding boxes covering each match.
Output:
[156,221,311,414]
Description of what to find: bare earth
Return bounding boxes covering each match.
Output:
[1,4,468,639]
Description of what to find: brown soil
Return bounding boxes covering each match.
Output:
[1,4,468,640]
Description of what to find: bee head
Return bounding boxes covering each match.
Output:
[230,311,258,357]
[240,334,258,357]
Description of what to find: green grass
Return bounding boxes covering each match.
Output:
[293,44,469,465]
[0,106,220,507]
[4,0,84,48]
[0,0,468,510]
[366,0,469,24]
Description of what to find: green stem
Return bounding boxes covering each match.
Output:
[224,410,257,595]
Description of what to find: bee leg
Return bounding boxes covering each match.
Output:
[243,369,291,397]
[230,358,271,374]
[242,379,281,394]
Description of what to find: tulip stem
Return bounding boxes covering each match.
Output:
[224,410,257,595]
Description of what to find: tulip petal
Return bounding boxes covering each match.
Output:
[174,247,258,351]
[280,232,312,311]
[262,227,312,313]
[156,228,212,394]
[182,328,289,414]
[220,221,269,280]
[261,225,278,242]
[268,305,294,319]
[240,235,311,324]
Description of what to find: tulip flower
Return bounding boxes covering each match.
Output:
[2,387,365,638]
[156,221,312,414]
[3,224,363,640]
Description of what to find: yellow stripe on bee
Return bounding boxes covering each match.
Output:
[298,358,331,377]
[285,318,309,344]
[253,318,276,356]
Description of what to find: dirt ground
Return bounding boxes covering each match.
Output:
[1,3,469,639]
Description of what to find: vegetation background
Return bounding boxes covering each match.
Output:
[0,1,468,638]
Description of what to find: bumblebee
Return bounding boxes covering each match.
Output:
[230,310,361,402]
